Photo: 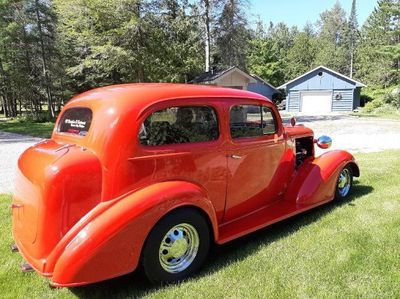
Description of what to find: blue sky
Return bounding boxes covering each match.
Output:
[248,0,378,29]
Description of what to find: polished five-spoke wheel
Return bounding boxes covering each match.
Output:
[335,165,353,200]
[141,208,210,283]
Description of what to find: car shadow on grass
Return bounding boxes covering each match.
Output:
[70,182,373,299]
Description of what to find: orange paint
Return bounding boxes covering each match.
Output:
[12,83,359,286]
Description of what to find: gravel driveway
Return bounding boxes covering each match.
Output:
[288,115,400,155]
[1,115,400,194]
[0,131,43,194]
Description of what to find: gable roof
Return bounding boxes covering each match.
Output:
[250,74,279,92]
[190,66,256,84]
[277,65,366,89]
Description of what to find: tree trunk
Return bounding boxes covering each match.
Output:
[204,0,211,72]
[0,57,10,117]
[22,25,37,115]
[34,0,55,118]
[349,49,354,79]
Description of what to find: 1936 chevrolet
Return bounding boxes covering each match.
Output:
[11,84,359,287]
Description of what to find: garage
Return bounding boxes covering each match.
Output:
[301,92,332,114]
[278,66,365,114]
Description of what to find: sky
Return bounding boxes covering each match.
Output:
[248,0,379,29]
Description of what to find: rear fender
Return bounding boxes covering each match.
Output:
[51,181,218,287]
[284,150,359,205]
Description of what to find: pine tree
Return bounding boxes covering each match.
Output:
[247,37,284,87]
[286,30,317,79]
[315,1,349,74]
[356,0,399,87]
[348,0,359,78]
[214,0,250,69]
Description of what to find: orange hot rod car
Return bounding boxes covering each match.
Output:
[12,84,359,287]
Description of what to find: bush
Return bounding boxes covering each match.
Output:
[373,103,398,114]
[360,94,373,106]
[22,112,56,123]
[383,90,400,109]
[361,98,384,113]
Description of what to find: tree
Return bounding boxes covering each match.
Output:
[267,22,297,59]
[348,0,359,78]
[32,0,56,117]
[214,0,251,69]
[285,30,317,79]
[356,0,399,87]
[315,1,349,74]
[0,0,57,118]
[247,37,284,87]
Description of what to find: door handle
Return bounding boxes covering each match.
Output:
[230,155,242,159]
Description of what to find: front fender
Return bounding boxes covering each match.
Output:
[284,150,359,205]
[51,181,218,287]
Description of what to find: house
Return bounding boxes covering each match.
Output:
[190,66,278,99]
[247,75,279,100]
[278,66,366,114]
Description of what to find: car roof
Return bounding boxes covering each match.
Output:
[67,83,270,109]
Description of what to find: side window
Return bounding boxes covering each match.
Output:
[139,106,219,146]
[230,105,262,138]
[262,106,277,134]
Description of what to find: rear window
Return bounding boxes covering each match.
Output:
[58,107,92,136]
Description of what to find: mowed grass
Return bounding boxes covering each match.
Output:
[0,118,54,138]
[350,112,400,120]
[1,151,399,298]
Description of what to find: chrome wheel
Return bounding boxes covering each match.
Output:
[337,168,351,197]
[159,223,199,274]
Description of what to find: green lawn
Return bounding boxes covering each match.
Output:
[1,151,399,298]
[350,112,400,120]
[0,118,54,138]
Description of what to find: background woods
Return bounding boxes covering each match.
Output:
[0,0,399,119]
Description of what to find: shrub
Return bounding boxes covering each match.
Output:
[361,98,384,113]
[383,91,400,109]
[23,112,56,123]
[373,103,398,114]
[360,94,373,106]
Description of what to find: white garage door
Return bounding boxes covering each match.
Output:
[301,92,332,114]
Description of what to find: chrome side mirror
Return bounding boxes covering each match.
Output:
[315,135,332,149]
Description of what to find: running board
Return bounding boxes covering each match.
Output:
[218,199,331,244]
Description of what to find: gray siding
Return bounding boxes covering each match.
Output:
[287,69,357,91]
[288,91,300,112]
[287,89,354,112]
[248,81,277,99]
[332,89,354,112]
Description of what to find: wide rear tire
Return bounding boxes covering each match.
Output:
[141,208,210,284]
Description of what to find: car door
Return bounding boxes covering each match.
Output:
[224,102,287,222]
[129,100,228,222]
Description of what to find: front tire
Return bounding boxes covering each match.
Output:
[141,208,210,284]
[335,165,353,200]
